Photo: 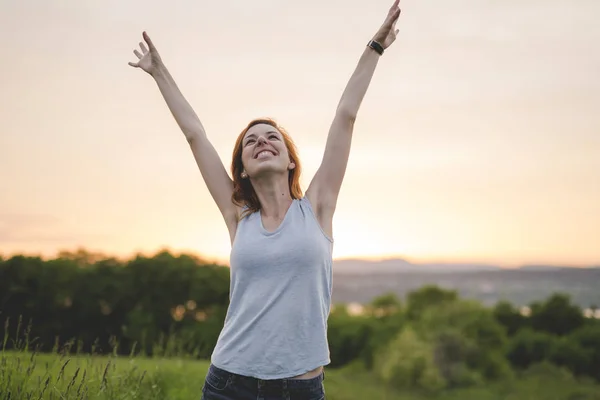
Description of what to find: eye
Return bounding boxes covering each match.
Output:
[269,135,279,140]
[245,139,255,146]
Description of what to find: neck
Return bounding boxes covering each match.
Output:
[251,174,293,218]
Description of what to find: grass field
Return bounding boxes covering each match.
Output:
[2,350,600,400]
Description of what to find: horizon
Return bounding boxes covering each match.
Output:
[1,0,599,267]
[1,246,598,270]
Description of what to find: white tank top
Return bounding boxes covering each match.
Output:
[210,197,334,379]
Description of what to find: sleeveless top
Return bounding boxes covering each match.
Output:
[210,197,334,380]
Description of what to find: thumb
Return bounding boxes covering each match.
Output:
[128,61,139,68]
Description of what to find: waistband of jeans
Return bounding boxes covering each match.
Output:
[208,364,324,388]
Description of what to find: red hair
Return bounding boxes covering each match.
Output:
[231,118,303,218]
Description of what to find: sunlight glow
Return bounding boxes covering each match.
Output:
[0,0,598,267]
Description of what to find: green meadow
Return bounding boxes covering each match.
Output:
[3,350,600,400]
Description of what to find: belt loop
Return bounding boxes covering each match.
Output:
[282,379,290,400]
[257,379,264,400]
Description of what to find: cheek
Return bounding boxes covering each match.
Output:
[279,148,291,162]
[241,148,253,166]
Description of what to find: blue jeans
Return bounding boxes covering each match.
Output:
[201,364,326,400]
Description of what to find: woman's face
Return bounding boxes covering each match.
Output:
[240,123,294,178]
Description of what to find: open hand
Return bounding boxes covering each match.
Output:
[128,31,163,76]
[372,0,401,49]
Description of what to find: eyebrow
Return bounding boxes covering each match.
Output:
[244,131,279,141]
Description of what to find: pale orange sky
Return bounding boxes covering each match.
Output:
[1,0,599,267]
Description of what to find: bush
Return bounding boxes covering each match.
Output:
[327,312,374,368]
[506,329,557,369]
[374,326,446,393]
[529,293,585,336]
[493,300,528,336]
[548,337,591,377]
[569,324,600,381]
[416,299,513,384]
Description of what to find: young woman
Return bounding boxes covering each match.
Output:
[128,1,401,398]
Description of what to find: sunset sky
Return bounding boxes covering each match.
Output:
[1,0,598,267]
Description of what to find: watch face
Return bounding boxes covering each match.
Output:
[369,41,383,55]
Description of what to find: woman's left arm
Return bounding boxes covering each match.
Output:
[307,0,401,215]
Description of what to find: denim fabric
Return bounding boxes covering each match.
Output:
[201,364,326,400]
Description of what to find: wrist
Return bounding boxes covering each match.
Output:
[151,62,168,79]
[367,40,384,56]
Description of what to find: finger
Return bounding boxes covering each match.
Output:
[383,11,400,29]
[384,5,400,27]
[390,0,399,12]
[133,49,143,59]
[143,31,156,51]
[139,42,148,54]
[128,61,139,68]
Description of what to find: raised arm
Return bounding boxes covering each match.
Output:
[128,32,239,238]
[307,1,401,217]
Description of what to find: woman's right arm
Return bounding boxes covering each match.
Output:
[153,65,239,226]
[129,32,239,236]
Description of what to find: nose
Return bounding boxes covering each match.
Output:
[256,136,267,146]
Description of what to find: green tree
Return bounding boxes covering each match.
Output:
[506,329,557,369]
[0,250,231,357]
[406,285,458,321]
[417,299,513,385]
[374,326,446,392]
[362,293,406,368]
[368,292,402,316]
[569,324,600,381]
[493,300,527,336]
[529,293,585,336]
[548,336,591,377]
[327,309,375,368]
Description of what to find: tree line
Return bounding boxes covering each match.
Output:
[1,250,599,391]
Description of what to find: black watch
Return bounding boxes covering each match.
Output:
[367,40,384,55]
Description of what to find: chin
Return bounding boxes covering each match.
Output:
[250,164,289,178]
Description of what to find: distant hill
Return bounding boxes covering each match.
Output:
[333,258,503,274]
[331,258,600,308]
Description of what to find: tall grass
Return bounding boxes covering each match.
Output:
[3,317,600,400]
[1,317,166,399]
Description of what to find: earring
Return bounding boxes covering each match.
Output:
[288,162,296,170]
[241,172,248,178]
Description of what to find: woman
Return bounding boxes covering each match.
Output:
[128,1,401,398]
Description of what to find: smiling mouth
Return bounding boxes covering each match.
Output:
[254,150,276,159]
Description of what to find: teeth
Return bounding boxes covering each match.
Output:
[257,151,273,157]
